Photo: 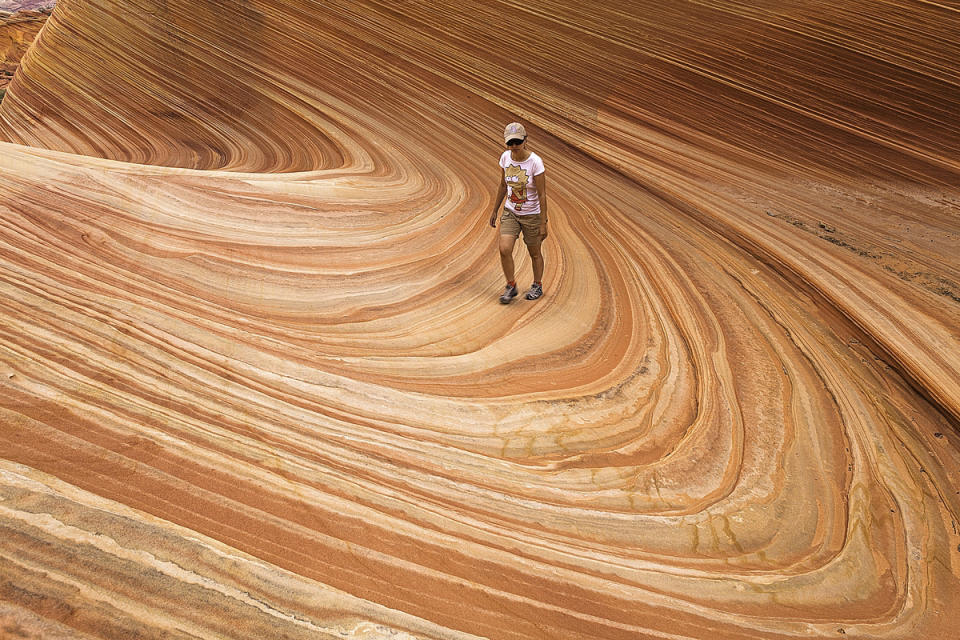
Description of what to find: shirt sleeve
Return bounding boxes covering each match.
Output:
[532,154,545,176]
[499,151,508,169]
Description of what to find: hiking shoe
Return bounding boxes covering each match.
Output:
[499,284,519,304]
[524,282,543,300]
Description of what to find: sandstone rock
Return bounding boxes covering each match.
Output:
[0,2,957,639]
[0,7,49,91]
[0,1,55,11]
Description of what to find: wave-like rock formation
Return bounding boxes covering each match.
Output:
[1,1,958,638]
[0,7,48,91]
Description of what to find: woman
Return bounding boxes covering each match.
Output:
[488,122,549,304]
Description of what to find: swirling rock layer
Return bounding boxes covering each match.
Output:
[1,1,959,639]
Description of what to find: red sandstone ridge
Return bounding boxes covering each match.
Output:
[0,8,49,91]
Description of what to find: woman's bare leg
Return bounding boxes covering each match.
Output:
[527,240,544,283]
[499,234,518,283]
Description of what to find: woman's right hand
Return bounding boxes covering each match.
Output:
[489,211,498,228]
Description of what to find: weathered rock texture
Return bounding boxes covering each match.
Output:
[0,1,958,639]
[0,8,48,90]
[0,1,54,11]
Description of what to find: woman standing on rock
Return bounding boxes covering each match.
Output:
[489,122,549,304]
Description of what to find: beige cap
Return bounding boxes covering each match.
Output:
[503,122,527,143]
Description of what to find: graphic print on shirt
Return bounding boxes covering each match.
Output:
[505,165,529,212]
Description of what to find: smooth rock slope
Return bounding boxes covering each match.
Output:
[0,1,958,639]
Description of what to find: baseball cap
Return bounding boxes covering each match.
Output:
[503,122,527,143]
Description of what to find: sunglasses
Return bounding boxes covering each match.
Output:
[506,138,524,146]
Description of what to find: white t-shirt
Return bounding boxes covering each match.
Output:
[500,150,545,215]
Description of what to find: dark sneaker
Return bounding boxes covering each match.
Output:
[499,284,519,304]
[524,283,543,300]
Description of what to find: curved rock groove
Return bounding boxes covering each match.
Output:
[0,1,958,639]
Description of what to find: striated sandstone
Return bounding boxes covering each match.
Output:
[0,1,958,639]
[0,8,48,91]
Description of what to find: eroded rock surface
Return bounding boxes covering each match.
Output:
[0,1,958,639]
[0,1,54,11]
[0,8,48,90]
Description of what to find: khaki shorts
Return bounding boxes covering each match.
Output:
[500,209,543,245]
